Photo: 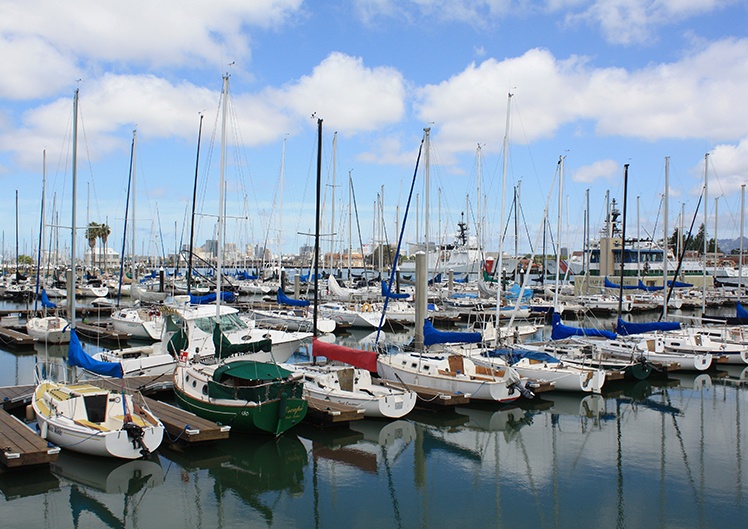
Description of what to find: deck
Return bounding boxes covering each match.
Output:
[0,408,60,468]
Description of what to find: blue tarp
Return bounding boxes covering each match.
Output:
[40,289,56,309]
[637,279,663,292]
[738,302,748,319]
[67,329,123,378]
[423,319,481,346]
[504,283,534,301]
[235,270,258,281]
[277,288,310,307]
[616,317,680,336]
[190,291,236,304]
[381,281,409,300]
[482,347,560,365]
[551,312,617,340]
[604,277,639,290]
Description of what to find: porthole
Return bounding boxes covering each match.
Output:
[202,385,208,395]
[192,380,197,388]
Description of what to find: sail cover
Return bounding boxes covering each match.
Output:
[190,291,236,304]
[616,317,680,335]
[551,312,617,340]
[41,289,57,309]
[67,329,123,378]
[737,302,748,319]
[312,338,378,372]
[482,347,560,365]
[277,288,310,307]
[423,319,481,346]
[381,281,409,300]
[604,277,638,290]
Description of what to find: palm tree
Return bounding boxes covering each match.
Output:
[98,223,111,272]
[86,222,100,270]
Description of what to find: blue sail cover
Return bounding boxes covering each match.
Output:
[737,302,748,319]
[428,273,442,285]
[40,289,56,309]
[604,277,638,290]
[668,279,693,288]
[482,347,560,365]
[190,291,236,304]
[616,317,680,336]
[277,288,310,307]
[67,329,123,378]
[423,319,481,346]
[235,270,258,280]
[551,312,617,340]
[381,281,409,300]
[504,283,533,301]
[637,279,663,292]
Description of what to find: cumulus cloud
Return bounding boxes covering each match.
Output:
[708,138,748,195]
[273,52,407,135]
[571,158,620,183]
[413,38,748,161]
[565,0,730,45]
[0,0,304,100]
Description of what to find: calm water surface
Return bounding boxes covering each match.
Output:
[1,302,747,528]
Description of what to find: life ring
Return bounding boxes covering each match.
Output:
[362,303,372,313]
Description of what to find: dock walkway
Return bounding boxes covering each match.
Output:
[0,408,60,468]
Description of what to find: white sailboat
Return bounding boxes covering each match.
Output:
[33,89,164,459]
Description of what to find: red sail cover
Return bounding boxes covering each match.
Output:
[312,338,378,373]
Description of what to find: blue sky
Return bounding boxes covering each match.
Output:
[2,0,748,263]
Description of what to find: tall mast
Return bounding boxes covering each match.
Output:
[68,88,79,329]
[216,73,229,317]
[130,130,138,286]
[423,127,431,264]
[313,118,323,337]
[187,113,204,295]
[495,92,512,325]
[702,153,708,316]
[741,184,746,296]
[553,156,564,311]
[662,157,669,319]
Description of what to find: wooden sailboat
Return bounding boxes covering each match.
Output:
[172,74,307,435]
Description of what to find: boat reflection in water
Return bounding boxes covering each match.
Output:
[48,451,164,529]
[209,433,308,526]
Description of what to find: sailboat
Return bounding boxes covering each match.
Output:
[172,74,307,435]
[32,89,164,459]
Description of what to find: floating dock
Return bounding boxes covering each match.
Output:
[377,380,472,408]
[0,327,35,349]
[305,395,365,425]
[142,398,231,444]
[0,408,60,468]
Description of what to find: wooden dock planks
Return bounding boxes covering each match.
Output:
[0,408,60,468]
[305,396,365,425]
[143,397,231,444]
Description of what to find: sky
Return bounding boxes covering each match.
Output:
[2,0,748,264]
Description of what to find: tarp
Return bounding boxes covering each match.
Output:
[504,283,533,301]
[550,312,617,340]
[277,289,310,307]
[423,319,481,346]
[428,273,442,286]
[616,317,680,336]
[67,328,123,378]
[604,277,638,290]
[737,302,748,319]
[40,289,56,309]
[190,291,236,304]
[312,338,378,372]
[637,279,663,292]
[482,347,560,365]
[381,281,409,300]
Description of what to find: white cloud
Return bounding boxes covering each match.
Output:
[571,158,620,183]
[274,52,407,135]
[708,138,748,195]
[0,0,304,100]
[566,0,731,45]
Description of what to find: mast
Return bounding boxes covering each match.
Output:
[662,157,669,319]
[187,113,204,295]
[216,73,229,317]
[68,88,79,329]
[423,127,431,265]
[702,153,708,317]
[130,130,138,288]
[553,156,564,311]
[34,150,47,312]
[494,92,512,327]
[617,164,629,317]
[313,117,323,338]
[740,184,745,296]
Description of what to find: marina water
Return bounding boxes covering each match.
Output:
[1,303,747,528]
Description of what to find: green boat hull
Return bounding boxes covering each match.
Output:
[174,387,308,436]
